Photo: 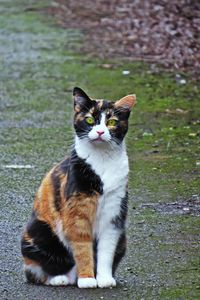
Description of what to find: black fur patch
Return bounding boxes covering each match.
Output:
[73,87,93,112]
[112,191,128,229]
[51,159,70,210]
[93,238,98,276]
[65,149,103,198]
[21,213,75,276]
[59,158,70,174]
[112,232,126,275]
[51,171,62,211]
[100,100,114,111]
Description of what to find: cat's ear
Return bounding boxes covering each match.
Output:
[73,87,92,112]
[115,94,136,111]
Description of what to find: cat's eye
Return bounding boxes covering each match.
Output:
[85,116,95,125]
[107,119,118,126]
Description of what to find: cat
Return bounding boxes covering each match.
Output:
[21,87,136,288]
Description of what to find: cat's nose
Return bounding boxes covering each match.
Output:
[96,130,105,136]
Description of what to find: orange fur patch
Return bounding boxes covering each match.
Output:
[33,167,61,230]
[23,257,39,266]
[62,193,99,242]
[71,241,94,278]
[75,113,85,123]
[22,231,34,245]
[61,192,99,278]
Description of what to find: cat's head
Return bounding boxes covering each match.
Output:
[73,87,136,146]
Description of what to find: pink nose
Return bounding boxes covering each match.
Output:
[96,130,104,136]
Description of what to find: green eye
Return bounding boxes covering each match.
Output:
[85,116,95,125]
[107,119,117,126]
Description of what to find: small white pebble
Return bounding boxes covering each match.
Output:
[183,207,190,211]
[122,70,130,75]
[180,79,186,84]
[143,132,153,136]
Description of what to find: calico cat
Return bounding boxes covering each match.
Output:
[21,87,136,288]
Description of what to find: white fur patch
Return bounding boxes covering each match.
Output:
[77,277,97,288]
[47,275,69,286]
[55,220,70,250]
[46,266,77,286]
[97,275,116,288]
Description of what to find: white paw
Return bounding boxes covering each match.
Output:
[78,277,97,288]
[47,275,69,286]
[97,275,116,288]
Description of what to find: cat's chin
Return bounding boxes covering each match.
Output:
[92,138,105,143]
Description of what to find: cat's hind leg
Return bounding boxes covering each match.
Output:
[23,258,47,284]
[46,265,77,286]
[46,275,69,286]
[24,260,77,286]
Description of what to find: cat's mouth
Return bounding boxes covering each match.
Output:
[92,137,105,142]
[90,137,108,143]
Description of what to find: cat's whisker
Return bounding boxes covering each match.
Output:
[110,137,121,146]
[107,140,117,152]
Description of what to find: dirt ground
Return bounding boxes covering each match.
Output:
[48,0,200,75]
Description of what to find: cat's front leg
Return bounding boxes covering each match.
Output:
[70,240,97,288]
[96,228,120,288]
[63,193,99,288]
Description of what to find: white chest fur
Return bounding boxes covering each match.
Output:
[75,137,129,238]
